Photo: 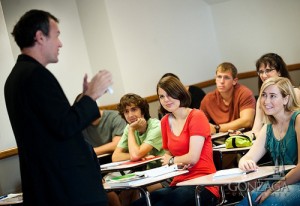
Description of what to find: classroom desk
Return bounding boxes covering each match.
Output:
[213,145,252,153]
[211,132,229,140]
[0,193,23,205]
[213,141,272,170]
[104,170,188,206]
[177,165,296,206]
[211,128,247,145]
[100,156,162,174]
[97,153,112,159]
[211,132,229,146]
[97,153,112,165]
[213,146,251,171]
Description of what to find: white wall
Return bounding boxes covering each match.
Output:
[76,0,124,105]
[0,2,15,151]
[76,0,220,99]
[210,0,300,69]
[0,1,21,196]
[104,0,220,95]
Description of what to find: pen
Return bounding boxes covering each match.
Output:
[245,169,257,174]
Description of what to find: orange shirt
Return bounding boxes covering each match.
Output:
[200,83,256,126]
[161,109,220,199]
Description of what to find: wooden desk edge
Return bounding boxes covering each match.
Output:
[100,156,162,172]
[104,170,188,190]
[97,153,112,158]
[176,165,296,186]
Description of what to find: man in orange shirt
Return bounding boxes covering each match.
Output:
[200,62,256,134]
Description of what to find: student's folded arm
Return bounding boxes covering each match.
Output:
[93,136,121,156]
[128,142,154,161]
[126,128,153,161]
[219,108,255,132]
[112,147,130,162]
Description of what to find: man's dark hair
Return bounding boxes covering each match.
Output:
[117,93,151,121]
[11,9,59,49]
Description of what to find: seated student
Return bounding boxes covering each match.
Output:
[158,73,206,119]
[200,62,256,134]
[112,93,165,167]
[132,76,219,206]
[161,73,206,108]
[82,109,127,156]
[249,53,300,137]
[237,77,300,206]
[111,93,165,206]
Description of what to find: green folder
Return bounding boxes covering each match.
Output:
[109,173,144,183]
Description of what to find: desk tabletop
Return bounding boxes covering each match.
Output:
[213,145,252,153]
[177,165,296,187]
[104,170,188,189]
[97,153,112,158]
[100,156,162,173]
[211,128,247,141]
[0,193,23,205]
[211,132,229,140]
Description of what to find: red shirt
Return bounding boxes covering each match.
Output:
[161,109,220,198]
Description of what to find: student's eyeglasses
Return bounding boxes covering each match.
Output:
[257,68,276,76]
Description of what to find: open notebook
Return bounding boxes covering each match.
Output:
[106,164,184,187]
[213,168,257,179]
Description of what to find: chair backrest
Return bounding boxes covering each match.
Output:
[213,150,223,171]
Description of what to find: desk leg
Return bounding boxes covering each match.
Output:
[195,185,204,206]
[246,187,253,206]
[138,187,151,206]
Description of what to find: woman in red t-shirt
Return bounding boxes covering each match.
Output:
[132,76,219,206]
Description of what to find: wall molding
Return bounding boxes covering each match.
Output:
[0,147,18,160]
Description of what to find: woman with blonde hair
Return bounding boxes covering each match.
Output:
[237,77,300,205]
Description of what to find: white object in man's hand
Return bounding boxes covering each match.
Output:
[84,70,112,100]
[107,86,113,94]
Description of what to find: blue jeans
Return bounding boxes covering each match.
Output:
[237,181,300,206]
[131,186,217,206]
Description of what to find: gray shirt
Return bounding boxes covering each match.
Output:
[83,110,127,147]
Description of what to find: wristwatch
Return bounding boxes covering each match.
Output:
[214,125,220,133]
[168,156,175,166]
